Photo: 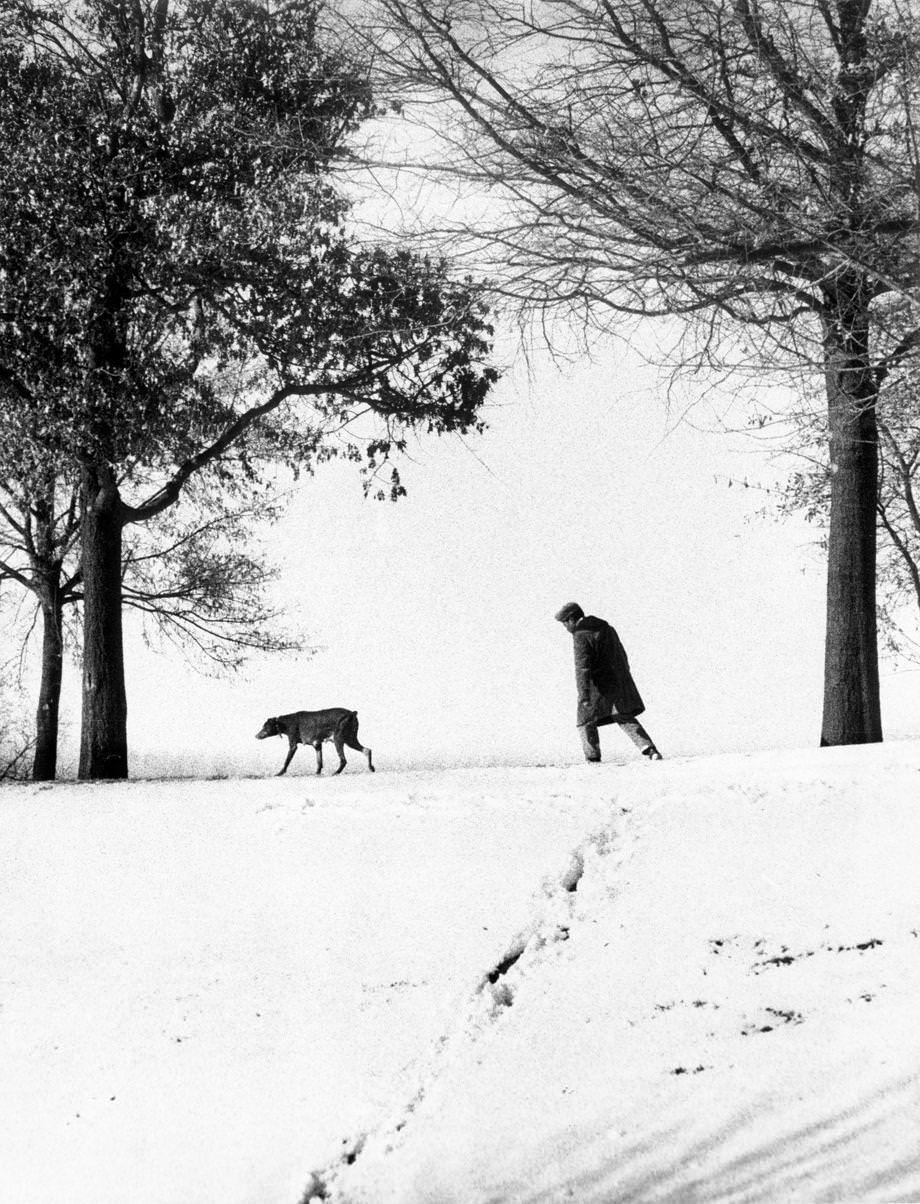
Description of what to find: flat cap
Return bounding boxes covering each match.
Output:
[554,602,584,623]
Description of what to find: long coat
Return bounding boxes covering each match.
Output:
[572,615,645,726]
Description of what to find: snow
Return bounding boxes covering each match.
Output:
[3,742,920,1203]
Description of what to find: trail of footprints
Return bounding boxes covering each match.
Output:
[302,835,608,1200]
[301,833,915,1199]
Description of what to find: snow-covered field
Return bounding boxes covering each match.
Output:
[3,741,920,1204]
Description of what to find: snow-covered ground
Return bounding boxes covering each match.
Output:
[3,741,920,1203]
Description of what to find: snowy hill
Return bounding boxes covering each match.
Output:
[3,743,920,1203]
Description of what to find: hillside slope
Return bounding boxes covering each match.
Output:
[308,742,920,1204]
[3,745,920,1203]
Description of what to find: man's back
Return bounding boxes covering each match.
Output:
[574,614,644,717]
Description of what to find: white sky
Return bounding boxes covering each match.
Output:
[7,123,920,773]
[30,326,915,778]
[121,108,920,776]
[6,107,918,778]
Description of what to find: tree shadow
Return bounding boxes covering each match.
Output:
[514,1070,920,1203]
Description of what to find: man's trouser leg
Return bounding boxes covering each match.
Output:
[578,722,602,762]
[618,718,660,757]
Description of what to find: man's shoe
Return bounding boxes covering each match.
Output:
[642,746,663,761]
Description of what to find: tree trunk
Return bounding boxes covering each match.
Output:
[78,468,128,779]
[32,586,65,781]
[820,294,883,746]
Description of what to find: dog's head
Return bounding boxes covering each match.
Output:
[255,717,282,740]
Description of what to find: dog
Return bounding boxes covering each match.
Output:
[256,708,375,776]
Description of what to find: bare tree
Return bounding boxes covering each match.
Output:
[0,676,35,781]
[363,0,920,746]
[0,471,81,779]
[121,495,301,672]
[0,468,300,779]
[779,329,920,660]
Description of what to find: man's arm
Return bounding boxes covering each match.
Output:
[573,630,594,719]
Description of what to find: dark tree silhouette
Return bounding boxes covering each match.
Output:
[0,472,81,779]
[778,329,920,662]
[0,0,497,778]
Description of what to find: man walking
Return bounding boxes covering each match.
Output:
[555,602,662,762]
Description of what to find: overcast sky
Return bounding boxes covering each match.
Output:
[39,328,908,778]
[9,107,919,778]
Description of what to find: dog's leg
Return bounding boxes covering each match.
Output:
[345,735,374,772]
[313,742,324,775]
[278,740,298,776]
[339,732,370,770]
[332,734,347,774]
[342,717,374,772]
